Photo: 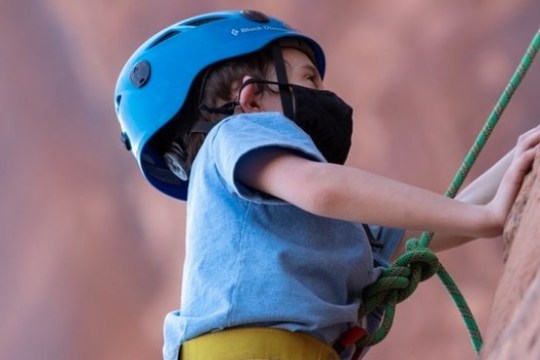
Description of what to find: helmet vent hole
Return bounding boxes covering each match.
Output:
[148,30,181,49]
[183,16,226,27]
[242,10,270,23]
[115,95,122,109]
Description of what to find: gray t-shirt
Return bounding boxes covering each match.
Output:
[163,112,403,360]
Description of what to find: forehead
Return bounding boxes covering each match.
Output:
[281,48,318,72]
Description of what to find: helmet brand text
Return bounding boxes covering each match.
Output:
[230,25,287,36]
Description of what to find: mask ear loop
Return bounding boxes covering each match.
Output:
[235,78,268,113]
[197,68,239,116]
[271,45,295,120]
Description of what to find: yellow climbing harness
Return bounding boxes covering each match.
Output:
[179,327,340,360]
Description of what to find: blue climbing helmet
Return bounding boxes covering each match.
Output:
[114,10,326,200]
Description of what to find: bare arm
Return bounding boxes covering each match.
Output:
[237,126,539,247]
[238,153,516,239]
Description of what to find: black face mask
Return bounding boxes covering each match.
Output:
[242,80,354,164]
[289,83,353,164]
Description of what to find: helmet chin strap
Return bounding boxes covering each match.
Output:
[271,45,295,120]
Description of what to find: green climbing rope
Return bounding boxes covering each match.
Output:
[358,28,540,353]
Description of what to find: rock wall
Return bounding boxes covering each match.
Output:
[481,152,540,359]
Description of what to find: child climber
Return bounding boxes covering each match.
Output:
[114,10,540,360]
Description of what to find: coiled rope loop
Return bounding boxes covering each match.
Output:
[356,239,440,347]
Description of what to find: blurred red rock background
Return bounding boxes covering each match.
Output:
[1,0,538,359]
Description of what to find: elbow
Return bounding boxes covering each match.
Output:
[296,175,343,218]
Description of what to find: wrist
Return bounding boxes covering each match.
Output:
[476,203,505,238]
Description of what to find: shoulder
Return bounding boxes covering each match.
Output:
[211,112,296,136]
[208,112,321,156]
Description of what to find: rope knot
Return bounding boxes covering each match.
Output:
[355,238,440,347]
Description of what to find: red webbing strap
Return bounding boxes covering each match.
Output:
[333,326,367,357]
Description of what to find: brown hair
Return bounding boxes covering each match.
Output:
[152,47,275,173]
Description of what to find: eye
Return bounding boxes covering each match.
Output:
[304,72,322,88]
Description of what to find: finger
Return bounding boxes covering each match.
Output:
[519,125,540,140]
[515,126,540,146]
[509,146,538,180]
[514,130,540,157]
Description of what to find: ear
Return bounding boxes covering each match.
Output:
[237,76,261,113]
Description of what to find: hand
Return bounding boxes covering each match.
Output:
[485,125,540,236]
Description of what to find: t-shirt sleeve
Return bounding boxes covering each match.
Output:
[209,112,326,204]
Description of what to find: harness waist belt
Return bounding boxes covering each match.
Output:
[180,327,340,360]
